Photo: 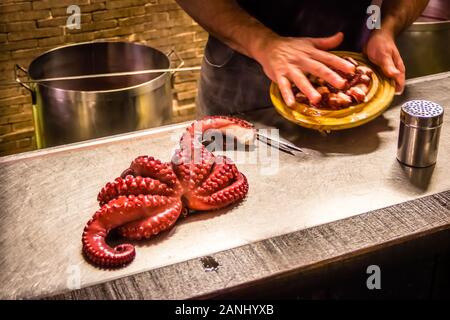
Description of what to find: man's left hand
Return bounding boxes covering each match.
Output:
[364,29,406,94]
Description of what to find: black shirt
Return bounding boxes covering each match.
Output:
[238,0,372,50]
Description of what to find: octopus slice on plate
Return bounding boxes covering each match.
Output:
[292,56,375,110]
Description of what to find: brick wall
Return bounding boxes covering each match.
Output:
[0,0,207,156]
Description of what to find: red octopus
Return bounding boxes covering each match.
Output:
[82,116,254,268]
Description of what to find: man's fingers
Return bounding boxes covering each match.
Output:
[302,59,347,89]
[381,55,404,94]
[392,49,406,94]
[393,49,406,73]
[394,70,405,94]
[382,56,400,77]
[309,32,344,51]
[288,69,322,105]
[311,50,355,74]
[276,75,296,106]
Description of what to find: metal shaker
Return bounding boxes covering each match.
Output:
[397,100,444,167]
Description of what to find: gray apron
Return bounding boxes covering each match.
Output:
[197,0,372,116]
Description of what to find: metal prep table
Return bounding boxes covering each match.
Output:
[1,72,449,299]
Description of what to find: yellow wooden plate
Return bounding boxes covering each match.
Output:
[270,51,396,132]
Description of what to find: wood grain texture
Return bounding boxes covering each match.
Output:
[50,190,450,300]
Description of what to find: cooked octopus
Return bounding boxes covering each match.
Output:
[292,57,373,110]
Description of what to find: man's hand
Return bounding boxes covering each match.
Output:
[177,0,427,104]
[364,0,429,94]
[252,32,355,106]
[364,29,405,94]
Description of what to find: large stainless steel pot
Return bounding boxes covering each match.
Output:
[396,20,450,79]
[15,42,182,148]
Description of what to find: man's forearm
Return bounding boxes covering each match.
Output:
[380,0,429,36]
[175,0,277,59]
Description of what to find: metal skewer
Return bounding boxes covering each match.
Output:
[256,130,304,153]
[5,61,303,155]
[0,66,202,86]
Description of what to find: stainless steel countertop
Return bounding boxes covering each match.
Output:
[1,72,449,299]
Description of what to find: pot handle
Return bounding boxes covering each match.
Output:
[167,49,185,75]
[15,64,37,104]
[14,64,34,93]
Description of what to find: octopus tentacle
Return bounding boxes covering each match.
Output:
[171,149,216,189]
[195,157,238,196]
[175,116,253,189]
[82,194,179,267]
[182,116,255,149]
[187,172,249,211]
[118,198,182,240]
[125,156,179,188]
[97,175,175,206]
[82,196,140,267]
[187,116,254,132]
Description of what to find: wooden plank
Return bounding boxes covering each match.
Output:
[49,190,450,300]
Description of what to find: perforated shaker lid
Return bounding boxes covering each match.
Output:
[401,100,444,128]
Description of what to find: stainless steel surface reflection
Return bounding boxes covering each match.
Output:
[0,73,449,299]
[398,164,436,191]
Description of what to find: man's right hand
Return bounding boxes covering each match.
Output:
[176,1,356,107]
[252,32,356,106]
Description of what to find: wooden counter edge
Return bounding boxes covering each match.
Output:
[46,189,450,300]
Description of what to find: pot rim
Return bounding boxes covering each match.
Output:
[407,20,450,31]
[28,41,171,95]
